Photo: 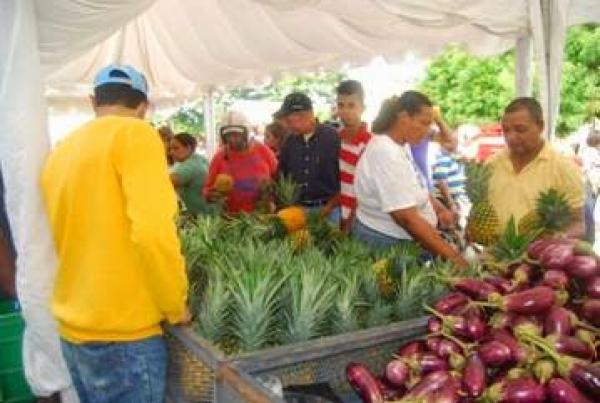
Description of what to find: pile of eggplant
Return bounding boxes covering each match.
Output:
[346,238,600,403]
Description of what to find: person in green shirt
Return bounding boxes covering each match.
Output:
[169,133,212,215]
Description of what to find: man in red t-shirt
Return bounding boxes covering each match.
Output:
[203,110,277,213]
[336,80,372,233]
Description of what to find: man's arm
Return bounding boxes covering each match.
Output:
[431,107,453,144]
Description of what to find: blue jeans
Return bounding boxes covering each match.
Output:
[353,219,408,248]
[61,335,167,403]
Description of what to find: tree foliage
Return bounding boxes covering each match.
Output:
[418,47,514,128]
[418,24,600,136]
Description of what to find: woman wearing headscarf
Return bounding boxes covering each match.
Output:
[353,91,468,269]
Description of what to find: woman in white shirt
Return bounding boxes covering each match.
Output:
[354,91,468,269]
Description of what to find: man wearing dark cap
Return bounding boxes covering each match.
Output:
[277,92,341,221]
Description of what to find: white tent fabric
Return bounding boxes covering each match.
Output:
[1,0,600,399]
[0,2,77,401]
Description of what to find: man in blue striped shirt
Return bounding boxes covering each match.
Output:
[432,134,467,219]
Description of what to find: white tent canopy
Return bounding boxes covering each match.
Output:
[1,1,599,400]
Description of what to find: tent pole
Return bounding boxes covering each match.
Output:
[515,35,533,97]
[204,87,217,158]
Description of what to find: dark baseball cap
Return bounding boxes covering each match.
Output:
[277,92,313,117]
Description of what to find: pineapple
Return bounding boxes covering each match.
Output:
[465,162,500,246]
[214,173,234,194]
[281,252,337,343]
[273,175,306,234]
[290,228,311,251]
[518,188,572,237]
[372,259,394,296]
[487,216,541,273]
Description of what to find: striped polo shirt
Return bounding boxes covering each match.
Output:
[339,123,372,221]
[432,149,466,200]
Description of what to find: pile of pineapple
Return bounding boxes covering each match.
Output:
[179,214,452,355]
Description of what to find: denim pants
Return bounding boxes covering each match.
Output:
[61,335,167,403]
[353,219,409,249]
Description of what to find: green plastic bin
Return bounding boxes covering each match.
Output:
[0,300,34,403]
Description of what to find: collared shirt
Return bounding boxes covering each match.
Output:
[487,143,584,231]
[278,123,341,203]
[339,123,372,220]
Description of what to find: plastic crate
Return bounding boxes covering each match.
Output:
[0,300,34,403]
[166,317,427,403]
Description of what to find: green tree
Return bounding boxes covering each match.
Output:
[218,70,347,120]
[418,47,514,128]
[418,24,600,136]
[168,106,205,138]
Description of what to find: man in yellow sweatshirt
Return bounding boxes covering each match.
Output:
[41,65,189,403]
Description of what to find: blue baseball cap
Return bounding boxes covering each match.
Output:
[93,64,149,97]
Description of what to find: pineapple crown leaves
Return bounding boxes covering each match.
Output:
[490,216,542,263]
[282,265,338,343]
[464,161,492,204]
[274,174,300,207]
[534,188,573,232]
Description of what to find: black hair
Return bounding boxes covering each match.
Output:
[371,90,432,133]
[336,80,365,103]
[93,70,147,108]
[173,133,197,150]
[504,97,544,126]
[265,121,288,142]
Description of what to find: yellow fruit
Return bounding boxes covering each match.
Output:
[372,258,394,296]
[276,206,306,234]
[517,210,539,235]
[215,174,234,194]
[466,201,500,246]
[290,229,311,251]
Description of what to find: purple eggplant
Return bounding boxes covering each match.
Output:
[485,276,515,294]
[489,329,529,363]
[404,370,452,399]
[406,352,449,375]
[544,306,574,336]
[478,340,513,367]
[431,377,461,403]
[542,269,569,290]
[436,338,462,359]
[540,243,574,271]
[451,278,499,301]
[528,239,557,260]
[375,376,406,401]
[512,315,543,337]
[464,307,488,341]
[568,363,600,401]
[581,298,600,327]
[491,286,556,315]
[546,378,593,403]
[346,362,383,403]
[428,317,443,333]
[396,340,426,358]
[565,255,599,279]
[483,378,546,403]
[585,276,600,298]
[426,336,442,353]
[384,359,410,387]
[434,293,470,314]
[463,353,486,397]
[489,311,519,329]
[548,334,595,360]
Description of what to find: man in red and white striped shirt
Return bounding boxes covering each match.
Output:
[336,80,372,233]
